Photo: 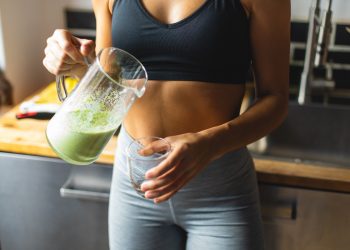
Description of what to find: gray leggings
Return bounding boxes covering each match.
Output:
[109,126,265,250]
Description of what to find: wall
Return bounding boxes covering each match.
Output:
[0,0,92,104]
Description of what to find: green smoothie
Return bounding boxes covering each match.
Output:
[46,109,122,165]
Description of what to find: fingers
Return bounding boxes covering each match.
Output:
[141,156,198,203]
[45,40,73,65]
[43,40,76,75]
[43,29,95,77]
[144,166,197,203]
[43,57,85,76]
[52,29,85,63]
[76,38,96,58]
[139,139,171,156]
[141,163,180,191]
[145,147,182,179]
[137,133,211,203]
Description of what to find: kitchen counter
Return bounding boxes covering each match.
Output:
[0,103,117,165]
[1,98,350,193]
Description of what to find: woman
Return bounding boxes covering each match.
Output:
[43,0,290,249]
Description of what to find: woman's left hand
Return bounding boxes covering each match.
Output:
[140,132,215,203]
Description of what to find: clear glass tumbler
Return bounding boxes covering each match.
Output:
[126,136,171,197]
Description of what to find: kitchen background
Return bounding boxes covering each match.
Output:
[1,1,350,250]
[0,0,350,104]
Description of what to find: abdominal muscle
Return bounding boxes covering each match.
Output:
[123,80,246,138]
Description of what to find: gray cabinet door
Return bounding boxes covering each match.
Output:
[295,188,350,250]
[260,183,350,250]
[0,153,112,250]
[259,184,298,250]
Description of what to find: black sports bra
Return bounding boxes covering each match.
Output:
[111,0,251,84]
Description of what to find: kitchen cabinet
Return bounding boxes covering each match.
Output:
[2,153,350,250]
[260,183,350,250]
[0,152,111,250]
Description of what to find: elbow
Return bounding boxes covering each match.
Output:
[275,91,289,128]
[257,90,289,129]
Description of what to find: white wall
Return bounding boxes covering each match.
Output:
[0,0,92,104]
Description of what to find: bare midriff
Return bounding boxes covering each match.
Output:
[123,80,246,138]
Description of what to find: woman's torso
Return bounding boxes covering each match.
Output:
[110,0,251,138]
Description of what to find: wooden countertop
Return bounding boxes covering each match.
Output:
[1,99,350,193]
[0,105,117,165]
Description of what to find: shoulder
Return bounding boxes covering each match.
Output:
[108,0,117,14]
[92,0,114,50]
[240,0,290,16]
[92,0,114,15]
[239,0,251,18]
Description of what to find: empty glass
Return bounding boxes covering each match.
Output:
[46,47,147,165]
[126,136,171,197]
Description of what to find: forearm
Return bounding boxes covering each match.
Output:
[199,92,288,160]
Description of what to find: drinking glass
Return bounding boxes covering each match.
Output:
[126,136,171,197]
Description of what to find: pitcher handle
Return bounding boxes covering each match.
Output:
[56,56,91,102]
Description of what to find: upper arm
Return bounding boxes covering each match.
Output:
[92,0,113,52]
[246,0,291,98]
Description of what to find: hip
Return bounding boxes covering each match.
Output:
[114,125,259,200]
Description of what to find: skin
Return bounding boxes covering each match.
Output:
[43,0,290,203]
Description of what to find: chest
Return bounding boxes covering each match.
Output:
[112,0,248,46]
[139,0,207,25]
[111,0,251,81]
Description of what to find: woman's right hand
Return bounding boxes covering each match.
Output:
[43,29,95,79]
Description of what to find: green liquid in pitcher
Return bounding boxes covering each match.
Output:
[47,109,121,165]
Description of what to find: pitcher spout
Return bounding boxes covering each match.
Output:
[135,83,147,98]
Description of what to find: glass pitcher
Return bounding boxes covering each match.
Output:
[46,47,147,165]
